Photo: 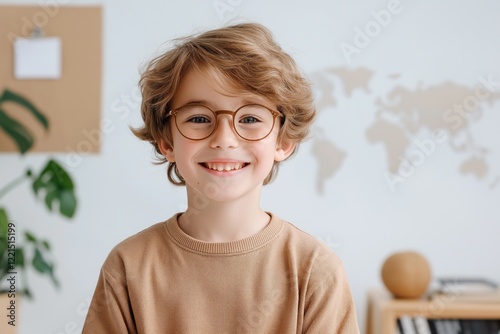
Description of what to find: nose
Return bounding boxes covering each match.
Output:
[209,115,239,149]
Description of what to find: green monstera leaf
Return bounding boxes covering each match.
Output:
[32,160,77,218]
[0,209,9,274]
[0,89,49,154]
[0,89,74,298]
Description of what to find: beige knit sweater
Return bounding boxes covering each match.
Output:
[82,213,359,333]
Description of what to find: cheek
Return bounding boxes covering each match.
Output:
[172,140,204,170]
[249,141,279,164]
[173,142,191,162]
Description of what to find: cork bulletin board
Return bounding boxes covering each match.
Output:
[0,6,102,153]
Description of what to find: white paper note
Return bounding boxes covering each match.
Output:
[14,37,62,80]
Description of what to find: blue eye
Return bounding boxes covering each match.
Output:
[240,116,260,124]
[187,116,211,123]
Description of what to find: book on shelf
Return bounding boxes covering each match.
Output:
[436,278,498,293]
[398,316,417,334]
[428,290,500,303]
[413,316,432,334]
[396,317,500,334]
[428,277,500,303]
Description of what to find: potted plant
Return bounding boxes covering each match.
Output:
[0,89,77,332]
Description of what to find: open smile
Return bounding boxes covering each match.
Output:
[200,162,249,172]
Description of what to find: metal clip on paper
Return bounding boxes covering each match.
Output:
[31,25,44,38]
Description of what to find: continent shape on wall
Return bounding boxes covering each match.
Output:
[310,68,500,194]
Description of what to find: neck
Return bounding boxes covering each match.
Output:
[179,185,270,242]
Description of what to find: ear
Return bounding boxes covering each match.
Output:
[158,140,175,162]
[274,139,296,162]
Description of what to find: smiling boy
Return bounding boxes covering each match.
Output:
[83,23,359,333]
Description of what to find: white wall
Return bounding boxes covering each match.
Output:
[1,0,499,333]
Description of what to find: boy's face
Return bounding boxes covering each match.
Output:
[158,67,295,202]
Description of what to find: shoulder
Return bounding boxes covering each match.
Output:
[281,219,342,266]
[113,220,168,253]
[280,222,360,332]
[100,217,173,277]
[273,218,345,285]
[275,218,351,299]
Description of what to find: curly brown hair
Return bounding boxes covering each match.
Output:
[131,23,315,185]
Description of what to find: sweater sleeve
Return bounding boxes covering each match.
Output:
[302,251,360,334]
[82,266,137,334]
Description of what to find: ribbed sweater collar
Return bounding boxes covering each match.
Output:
[164,212,284,255]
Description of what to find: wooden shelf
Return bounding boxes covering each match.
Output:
[366,289,500,334]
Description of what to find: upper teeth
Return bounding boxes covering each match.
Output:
[205,162,244,171]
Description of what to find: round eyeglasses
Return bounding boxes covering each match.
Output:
[168,103,283,141]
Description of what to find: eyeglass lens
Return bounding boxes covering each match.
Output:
[173,104,276,140]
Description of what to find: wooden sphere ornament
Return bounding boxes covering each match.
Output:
[381,251,432,299]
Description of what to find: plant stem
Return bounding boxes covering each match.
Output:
[0,173,28,200]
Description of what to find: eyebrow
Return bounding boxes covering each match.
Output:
[174,98,273,110]
[171,100,209,110]
[240,97,270,106]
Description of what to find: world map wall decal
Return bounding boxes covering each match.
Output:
[310,67,500,194]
